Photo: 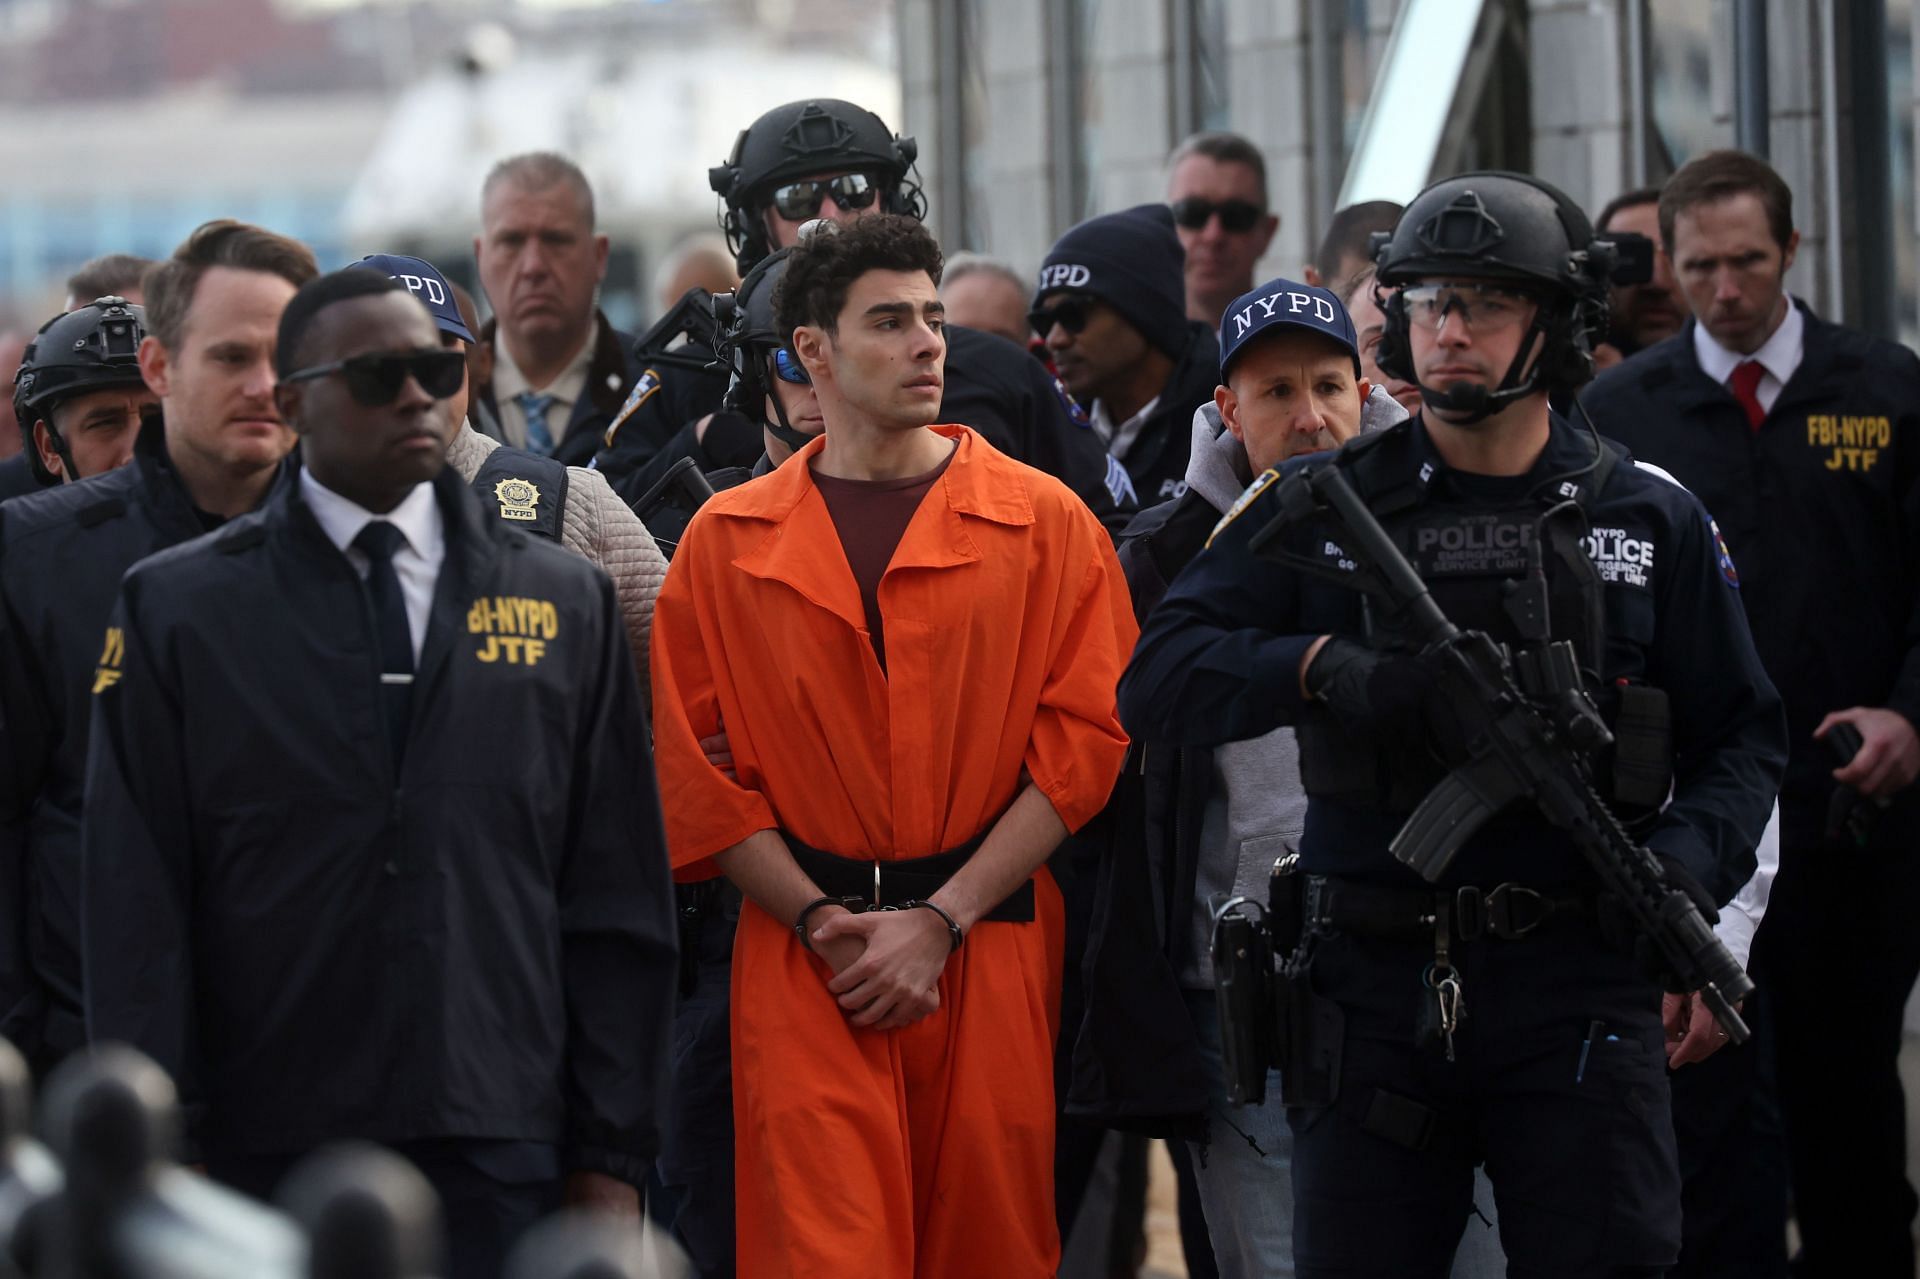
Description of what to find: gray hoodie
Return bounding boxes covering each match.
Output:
[1179,386,1411,987]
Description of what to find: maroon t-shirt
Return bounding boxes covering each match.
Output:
[812,448,956,671]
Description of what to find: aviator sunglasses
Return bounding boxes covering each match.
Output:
[281,349,467,407]
[1170,196,1265,233]
[769,173,882,222]
[1027,296,1097,339]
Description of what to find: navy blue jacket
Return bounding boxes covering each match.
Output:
[1119,414,1786,905]
[477,312,643,468]
[81,464,676,1181]
[1110,322,1221,509]
[1581,306,1920,839]
[0,421,253,1071]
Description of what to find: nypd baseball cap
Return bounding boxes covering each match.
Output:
[359,253,475,344]
[1217,277,1359,381]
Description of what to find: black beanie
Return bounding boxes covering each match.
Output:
[1034,203,1190,359]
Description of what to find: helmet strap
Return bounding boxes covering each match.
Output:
[758,351,817,453]
[1414,308,1553,424]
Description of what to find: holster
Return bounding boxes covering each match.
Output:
[1212,910,1274,1106]
[1273,963,1344,1109]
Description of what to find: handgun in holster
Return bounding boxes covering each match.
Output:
[1211,852,1342,1109]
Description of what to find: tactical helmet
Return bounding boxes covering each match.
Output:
[13,296,150,486]
[709,99,924,274]
[1371,172,1618,421]
[711,247,814,451]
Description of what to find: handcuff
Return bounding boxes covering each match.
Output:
[793,895,965,953]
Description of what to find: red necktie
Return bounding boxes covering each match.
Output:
[1727,360,1767,432]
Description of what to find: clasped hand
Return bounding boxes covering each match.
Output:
[810,906,954,1031]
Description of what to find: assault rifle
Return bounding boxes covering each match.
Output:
[1247,461,1754,1042]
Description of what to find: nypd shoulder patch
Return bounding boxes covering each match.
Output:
[1206,467,1281,548]
[1710,516,1739,588]
[603,368,662,448]
[1051,374,1092,430]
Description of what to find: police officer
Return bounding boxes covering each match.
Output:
[1119,172,1786,1277]
[0,220,315,1079]
[11,297,156,488]
[593,97,1134,534]
[81,269,677,1279]
[1582,149,1920,1279]
[1033,204,1220,506]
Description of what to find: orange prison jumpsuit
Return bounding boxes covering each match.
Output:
[650,426,1136,1279]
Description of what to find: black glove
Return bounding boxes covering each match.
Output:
[1597,854,1720,992]
[1304,638,1432,732]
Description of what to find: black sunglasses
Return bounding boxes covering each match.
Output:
[769,173,881,222]
[281,349,467,407]
[1170,196,1265,233]
[1028,296,1098,338]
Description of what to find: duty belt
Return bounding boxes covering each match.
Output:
[1304,875,1587,943]
[783,831,1035,923]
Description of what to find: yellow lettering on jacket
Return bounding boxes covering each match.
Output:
[466,596,559,665]
[1806,414,1890,471]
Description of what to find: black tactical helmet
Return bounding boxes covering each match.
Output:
[709,99,923,274]
[1371,172,1618,421]
[711,247,814,451]
[13,296,150,486]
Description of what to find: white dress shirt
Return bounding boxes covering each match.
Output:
[491,331,596,449]
[1091,394,1161,461]
[299,471,444,663]
[1716,800,1779,972]
[1692,300,1805,417]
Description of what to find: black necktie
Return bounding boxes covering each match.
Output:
[354,521,413,763]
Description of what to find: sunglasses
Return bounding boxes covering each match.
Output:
[1028,296,1098,338]
[769,173,881,222]
[281,349,467,407]
[1170,196,1265,233]
[772,348,811,385]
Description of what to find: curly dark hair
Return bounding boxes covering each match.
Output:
[771,214,944,342]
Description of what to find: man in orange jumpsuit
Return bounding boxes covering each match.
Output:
[650,213,1136,1278]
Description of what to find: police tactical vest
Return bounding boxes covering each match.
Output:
[471,448,568,542]
[1296,425,1634,814]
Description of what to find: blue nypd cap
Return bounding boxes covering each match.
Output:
[1217,276,1359,381]
[358,253,475,344]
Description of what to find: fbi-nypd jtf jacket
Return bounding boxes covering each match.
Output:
[80,464,677,1182]
[1581,305,1920,836]
[0,419,260,1073]
[1119,414,1787,906]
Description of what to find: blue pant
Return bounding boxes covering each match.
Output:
[1288,925,1679,1278]
[1184,986,1296,1278]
